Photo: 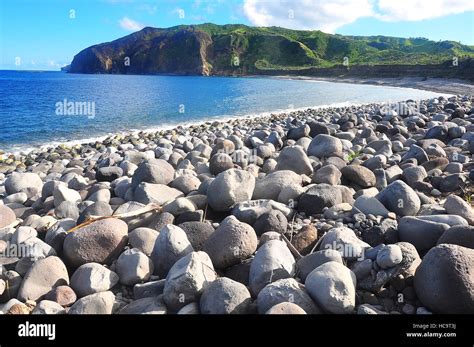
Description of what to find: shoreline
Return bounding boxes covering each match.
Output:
[1,96,448,160]
[269,76,474,96]
[0,76,464,158]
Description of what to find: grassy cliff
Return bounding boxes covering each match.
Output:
[69,23,474,79]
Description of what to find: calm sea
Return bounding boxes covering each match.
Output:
[0,70,444,153]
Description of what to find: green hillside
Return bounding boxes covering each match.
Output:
[69,23,474,75]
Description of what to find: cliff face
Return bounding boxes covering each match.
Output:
[70,27,213,75]
[69,24,474,80]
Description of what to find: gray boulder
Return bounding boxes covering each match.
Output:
[116,248,154,285]
[275,146,313,175]
[256,278,320,314]
[163,251,217,312]
[203,216,257,269]
[63,218,128,267]
[414,244,474,313]
[151,224,194,278]
[70,262,119,297]
[307,134,343,158]
[305,261,356,314]
[376,180,421,216]
[207,169,255,211]
[200,277,253,314]
[17,256,69,301]
[249,240,295,296]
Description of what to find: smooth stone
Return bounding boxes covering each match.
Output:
[171,175,201,194]
[118,296,167,314]
[232,199,293,225]
[44,285,77,307]
[319,226,370,260]
[275,146,313,175]
[133,183,184,205]
[253,210,288,236]
[70,262,119,297]
[253,170,302,200]
[296,249,343,281]
[17,256,69,301]
[376,180,421,216]
[163,251,217,312]
[162,197,196,216]
[0,205,17,228]
[96,166,123,182]
[354,195,390,217]
[417,214,468,227]
[128,227,159,256]
[68,291,115,314]
[2,192,28,205]
[437,225,474,249]
[291,224,318,255]
[207,169,255,211]
[116,248,153,285]
[341,165,376,188]
[414,244,474,313]
[398,216,450,252]
[209,153,234,175]
[305,261,356,314]
[403,166,427,187]
[203,216,257,269]
[256,278,320,314]
[53,185,81,208]
[265,302,307,314]
[312,164,341,185]
[444,195,474,225]
[5,172,43,198]
[131,159,175,189]
[63,218,128,267]
[32,300,66,314]
[249,240,295,296]
[151,224,193,278]
[200,277,253,314]
[298,184,350,215]
[307,134,343,158]
[376,244,403,269]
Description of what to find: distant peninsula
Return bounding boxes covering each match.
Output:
[69,23,474,81]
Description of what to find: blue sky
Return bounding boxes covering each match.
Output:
[1,0,473,70]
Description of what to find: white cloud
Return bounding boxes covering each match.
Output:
[138,4,158,15]
[243,0,373,33]
[243,0,474,32]
[376,0,474,21]
[119,17,145,31]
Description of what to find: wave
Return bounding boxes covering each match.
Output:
[2,95,448,157]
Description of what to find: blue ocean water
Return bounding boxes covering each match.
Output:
[0,70,444,153]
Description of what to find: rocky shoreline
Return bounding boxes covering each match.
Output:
[0,95,473,314]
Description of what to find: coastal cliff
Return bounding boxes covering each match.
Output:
[69,23,474,80]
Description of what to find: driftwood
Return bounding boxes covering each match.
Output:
[66,203,162,233]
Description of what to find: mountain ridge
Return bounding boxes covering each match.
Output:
[69,23,474,79]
